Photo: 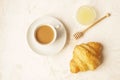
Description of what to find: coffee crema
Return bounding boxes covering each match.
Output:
[35,25,54,44]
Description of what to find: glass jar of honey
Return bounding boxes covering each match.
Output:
[76,5,96,25]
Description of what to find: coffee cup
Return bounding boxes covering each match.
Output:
[34,24,57,45]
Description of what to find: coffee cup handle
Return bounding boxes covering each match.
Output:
[55,25,60,29]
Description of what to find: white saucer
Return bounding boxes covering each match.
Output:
[27,16,67,56]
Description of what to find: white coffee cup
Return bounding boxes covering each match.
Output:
[34,24,57,45]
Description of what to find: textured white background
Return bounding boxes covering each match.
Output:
[0,0,120,80]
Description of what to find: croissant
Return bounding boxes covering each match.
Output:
[70,42,103,73]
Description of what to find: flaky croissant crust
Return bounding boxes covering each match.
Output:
[70,42,103,73]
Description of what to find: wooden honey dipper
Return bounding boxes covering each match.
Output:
[73,13,111,40]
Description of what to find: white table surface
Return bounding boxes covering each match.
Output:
[0,0,120,80]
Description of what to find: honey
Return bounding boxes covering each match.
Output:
[76,6,96,25]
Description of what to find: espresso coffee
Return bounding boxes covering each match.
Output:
[35,25,54,44]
